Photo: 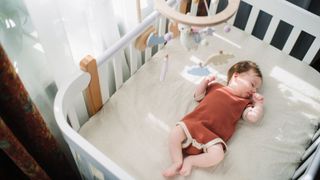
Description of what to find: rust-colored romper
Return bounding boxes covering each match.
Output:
[179,83,251,155]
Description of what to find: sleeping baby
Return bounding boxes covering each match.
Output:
[163,60,264,177]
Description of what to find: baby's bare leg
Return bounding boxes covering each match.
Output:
[162,126,186,177]
[180,144,224,176]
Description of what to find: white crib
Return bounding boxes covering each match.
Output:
[54,0,320,179]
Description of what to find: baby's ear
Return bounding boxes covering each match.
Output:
[233,72,239,78]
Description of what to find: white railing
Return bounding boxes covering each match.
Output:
[54,0,320,179]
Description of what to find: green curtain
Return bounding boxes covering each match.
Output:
[0,44,78,179]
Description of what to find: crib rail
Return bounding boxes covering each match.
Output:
[94,1,174,107]
[234,1,320,178]
[54,71,134,179]
[181,0,320,64]
[53,1,173,179]
[54,0,320,179]
[54,28,155,179]
[292,127,320,180]
[238,0,320,64]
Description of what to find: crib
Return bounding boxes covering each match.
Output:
[54,0,320,179]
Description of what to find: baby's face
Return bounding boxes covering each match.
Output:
[232,69,262,98]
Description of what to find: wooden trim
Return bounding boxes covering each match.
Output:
[169,0,188,39]
[168,21,180,38]
[155,0,240,27]
[135,26,156,51]
[80,55,103,116]
[179,0,188,14]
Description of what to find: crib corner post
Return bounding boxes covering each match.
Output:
[80,55,103,116]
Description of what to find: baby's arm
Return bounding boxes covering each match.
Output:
[194,75,215,101]
[242,93,264,123]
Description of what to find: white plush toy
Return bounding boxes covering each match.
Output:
[178,23,198,51]
[178,23,214,51]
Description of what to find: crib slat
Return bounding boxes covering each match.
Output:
[209,0,219,15]
[98,64,110,103]
[190,1,198,16]
[303,144,320,180]
[64,130,134,179]
[67,106,80,131]
[301,138,320,162]
[227,12,237,26]
[263,17,280,44]
[145,47,152,62]
[103,169,118,180]
[312,128,320,143]
[241,0,320,41]
[303,37,320,65]
[113,54,123,90]
[69,147,80,166]
[283,27,301,55]
[69,148,84,179]
[138,52,143,68]
[153,17,161,53]
[158,16,167,49]
[115,52,125,82]
[80,158,94,179]
[292,153,314,179]
[71,150,94,179]
[245,6,260,34]
[129,44,138,75]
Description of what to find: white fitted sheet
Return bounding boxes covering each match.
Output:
[79,25,320,180]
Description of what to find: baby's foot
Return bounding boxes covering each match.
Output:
[179,159,192,176]
[162,162,182,177]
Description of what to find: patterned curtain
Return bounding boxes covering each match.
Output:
[0,117,49,179]
[0,44,78,179]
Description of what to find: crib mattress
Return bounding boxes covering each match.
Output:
[79,25,320,180]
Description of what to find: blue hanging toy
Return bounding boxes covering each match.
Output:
[187,51,234,77]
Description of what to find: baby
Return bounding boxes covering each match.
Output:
[163,60,264,177]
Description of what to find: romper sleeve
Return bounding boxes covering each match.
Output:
[194,92,205,101]
[194,82,219,102]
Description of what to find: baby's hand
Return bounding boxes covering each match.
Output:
[204,74,216,84]
[252,93,264,104]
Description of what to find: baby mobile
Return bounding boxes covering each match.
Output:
[135,0,240,80]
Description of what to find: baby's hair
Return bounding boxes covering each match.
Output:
[227,61,262,84]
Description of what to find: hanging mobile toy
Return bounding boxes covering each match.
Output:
[146,32,173,47]
[201,50,234,66]
[178,22,215,51]
[155,0,240,27]
[224,24,231,33]
[187,51,234,77]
